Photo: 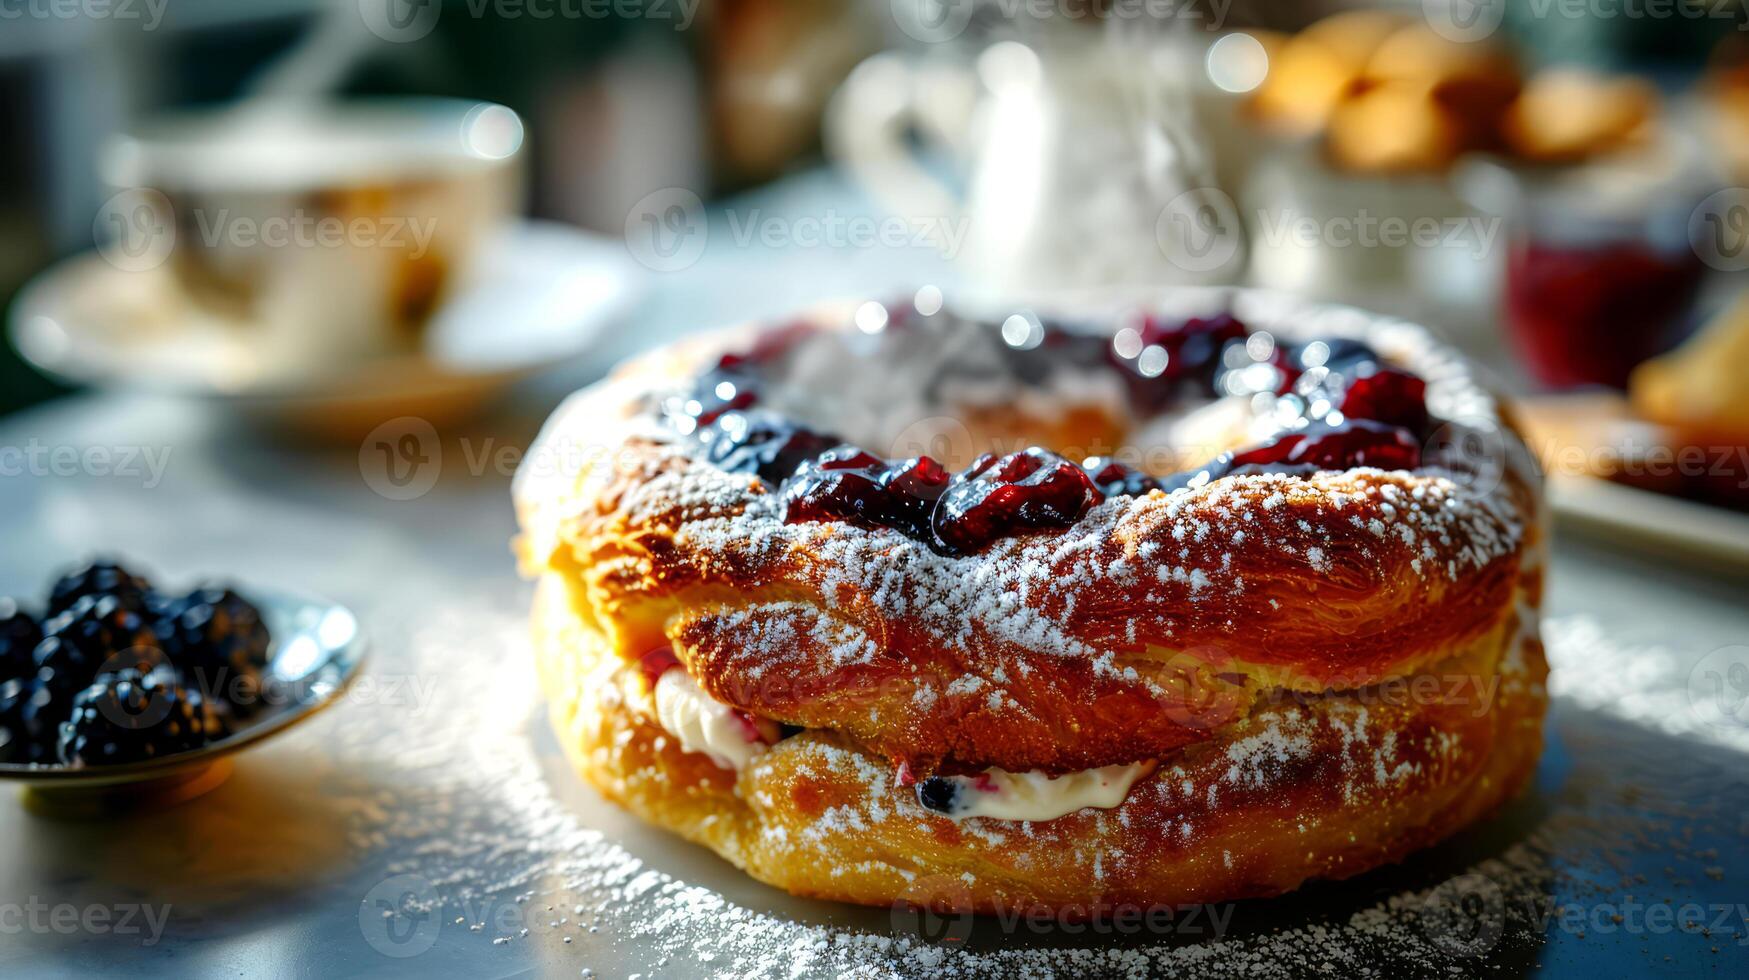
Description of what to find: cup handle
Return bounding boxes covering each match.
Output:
[826,52,975,223]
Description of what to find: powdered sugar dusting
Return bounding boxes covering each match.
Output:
[336,604,1743,976]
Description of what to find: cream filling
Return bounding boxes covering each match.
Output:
[651,669,778,771]
[922,762,1156,822]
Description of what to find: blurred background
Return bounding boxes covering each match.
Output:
[3,0,1749,543]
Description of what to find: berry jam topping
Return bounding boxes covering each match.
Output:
[674,308,1442,553]
[1081,457,1160,498]
[1231,419,1423,471]
[1135,313,1248,384]
[932,449,1105,556]
[782,447,948,540]
[698,411,843,485]
[662,321,824,432]
[1333,365,1429,432]
[668,369,758,431]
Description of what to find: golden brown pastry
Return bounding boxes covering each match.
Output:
[1248,11,1408,137]
[1618,293,1749,508]
[1503,69,1658,164]
[515,292,1548,912]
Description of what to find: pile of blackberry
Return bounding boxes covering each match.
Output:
[0,560,272,767]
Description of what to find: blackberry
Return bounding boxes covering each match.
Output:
[33,594,164,701]
[46,560,154,616]
[0,676,61,765]
[916,776,963,815]
[153,587,271,714]
[0,598,41,682]
[57,667,222,767]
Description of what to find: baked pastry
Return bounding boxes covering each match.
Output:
[515,291,1547,912]
[1616,292,1749,509]
[1501,69,1658,165]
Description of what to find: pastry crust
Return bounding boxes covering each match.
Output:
[533,569,1546,910]
[517,292,1548,911]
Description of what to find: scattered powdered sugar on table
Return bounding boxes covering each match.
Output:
[326,602,1745,978]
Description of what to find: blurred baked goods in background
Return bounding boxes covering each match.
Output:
[1632,292,1749,438]
[1702,37,1749,181]
[1502,69,1660,165]
[1526,294,1749,513]
[1245,12,1656,175]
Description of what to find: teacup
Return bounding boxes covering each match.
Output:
[99,98,523,378]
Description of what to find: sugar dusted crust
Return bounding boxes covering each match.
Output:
[516,290,1548,910]
[533,572,1547,910]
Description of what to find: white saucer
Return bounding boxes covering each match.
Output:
[7,220,645,435]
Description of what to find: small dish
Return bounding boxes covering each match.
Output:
[0,590,365,813]
[1520,393,1749,569]
[7,220,645,437]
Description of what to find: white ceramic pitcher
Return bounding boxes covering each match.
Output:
[827,30,1247,297]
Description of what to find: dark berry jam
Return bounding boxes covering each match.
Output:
[678,307,1438,555]
[1136,313,1247,384]
[1335,365,1429,432]
[663,321,823,432]
[698,411,841,484]
[782,448,948,541]
[1166,420,1423,491]
[932,449,1105,555]
[1082,457,1160,497]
